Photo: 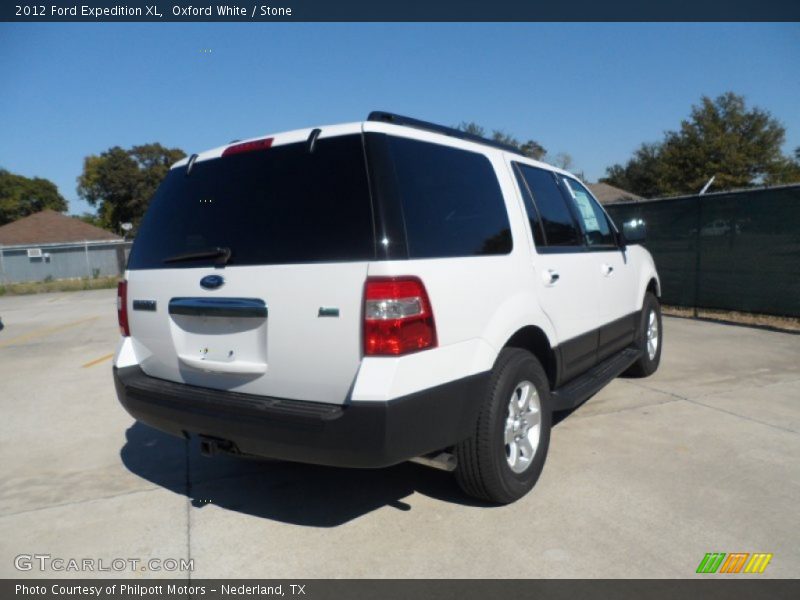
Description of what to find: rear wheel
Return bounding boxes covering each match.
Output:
[455,348,552,504]
[625,292,662,377]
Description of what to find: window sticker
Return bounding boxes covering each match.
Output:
[572,190,601,232]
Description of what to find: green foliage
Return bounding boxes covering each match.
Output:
[77,143,185,233]
[603,143,664,198]
[458,121,487,137]
[764,145,800,186]
[603,92,800,197]
[457,121,547,161]
[520,141,548,161]
[0,169,68,226]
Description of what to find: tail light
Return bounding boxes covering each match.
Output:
[222,137,273,157]
[364,277,437,356]
[117,280,130,337]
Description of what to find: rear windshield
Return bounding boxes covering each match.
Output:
[127,134,375,269]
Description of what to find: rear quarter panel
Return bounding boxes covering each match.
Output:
[351,145,558,401]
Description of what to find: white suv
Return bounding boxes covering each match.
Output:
[113,112,662,504]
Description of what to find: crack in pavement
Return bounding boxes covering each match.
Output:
[0,485,164,519]
[566,395,683,420]
[620,379,800,435]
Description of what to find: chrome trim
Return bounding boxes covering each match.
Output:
[169,297,267,318]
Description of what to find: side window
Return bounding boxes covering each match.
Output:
[561,177,616,247]
[386,136,512,258]
[512,164,545,247]
[515,164,582,247]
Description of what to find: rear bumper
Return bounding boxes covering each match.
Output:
[113,365,488,468]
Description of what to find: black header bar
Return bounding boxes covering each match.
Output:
[3,1,800,22]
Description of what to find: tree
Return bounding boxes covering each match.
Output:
[603,92,798,197]
[77,143,185,233]
[457,121,547,160]
[551,152,574,171]
[764,145,800,185]
[602,143,665,198]
[458,121,487,138]
[0,169,68,226]
[519,140,548,161]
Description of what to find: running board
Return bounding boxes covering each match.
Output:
[550,346,641,411]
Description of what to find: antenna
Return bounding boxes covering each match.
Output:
[699,176,715,195]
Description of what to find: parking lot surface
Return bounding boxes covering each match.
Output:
[1,289,798,578]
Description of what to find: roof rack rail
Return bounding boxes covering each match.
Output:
[367,111,523,155]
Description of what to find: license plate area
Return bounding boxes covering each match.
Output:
[168,298,267,374]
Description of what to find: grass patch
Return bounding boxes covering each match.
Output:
[0,275,119,296]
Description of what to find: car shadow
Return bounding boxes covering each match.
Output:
[120,422,492,527]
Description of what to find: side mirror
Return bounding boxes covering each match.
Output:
[622,219,647,245]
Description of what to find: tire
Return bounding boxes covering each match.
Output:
[455,348,552,504]
[625,292,662,377]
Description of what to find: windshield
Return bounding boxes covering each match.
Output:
[127,134,376,269]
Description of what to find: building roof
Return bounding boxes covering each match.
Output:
[0,210,120,246]
[588,182,643,205]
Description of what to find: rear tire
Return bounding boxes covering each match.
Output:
[455,348,552,504]
[625,292,662,377]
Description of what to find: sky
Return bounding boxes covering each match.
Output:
[1,23,798,216]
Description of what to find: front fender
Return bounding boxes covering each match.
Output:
[630,245,661,310]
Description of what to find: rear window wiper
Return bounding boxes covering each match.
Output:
[163,246,232,267]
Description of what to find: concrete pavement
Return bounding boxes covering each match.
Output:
[1,289,798,578]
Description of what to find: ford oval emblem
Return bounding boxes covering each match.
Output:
[200,275,225,290]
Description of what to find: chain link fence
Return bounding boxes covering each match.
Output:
[0,240,132,284]
[606,184,800,317]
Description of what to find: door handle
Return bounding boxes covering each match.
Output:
[543,269,560,286]
[601,264,614,277]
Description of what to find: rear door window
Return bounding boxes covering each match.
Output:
[127,134,375,269]
[514,164,582,248]
[380,136,512,258]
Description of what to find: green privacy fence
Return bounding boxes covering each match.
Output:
[605,184,800,317]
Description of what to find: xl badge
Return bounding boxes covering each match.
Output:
[200,274,225,290]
